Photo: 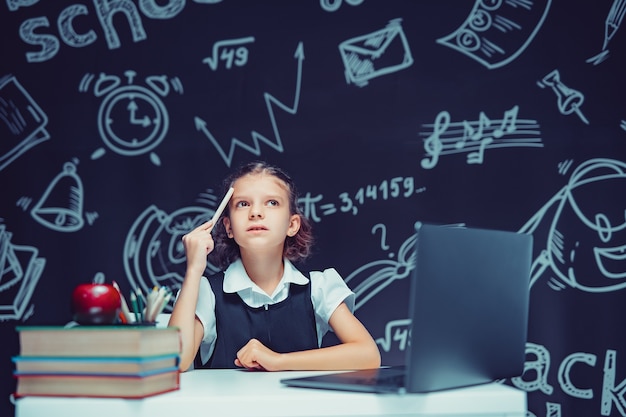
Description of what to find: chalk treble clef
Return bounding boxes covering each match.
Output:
[421,111,449,169]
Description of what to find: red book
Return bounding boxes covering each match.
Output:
[14,368,180,399]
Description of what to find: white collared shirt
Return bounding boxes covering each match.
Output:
[194,258,355,364]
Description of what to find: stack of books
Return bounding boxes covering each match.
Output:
[13,325,181,398]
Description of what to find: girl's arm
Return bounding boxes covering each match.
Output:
[234,302,381,371]
[168,272,205,371]
[168,221,215,371]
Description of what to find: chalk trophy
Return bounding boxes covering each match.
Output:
[31,162,85,232]
[538,70,589,125]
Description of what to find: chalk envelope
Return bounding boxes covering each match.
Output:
[338,18,414,87]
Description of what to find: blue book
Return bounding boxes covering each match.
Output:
[12,353,180,376]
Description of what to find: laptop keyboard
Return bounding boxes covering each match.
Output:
[362,371,405,387]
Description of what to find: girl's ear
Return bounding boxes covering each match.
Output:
[287,214,301,237]
[223,217,234,238]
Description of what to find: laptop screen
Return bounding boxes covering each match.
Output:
[404,222,532,392]
[281,222,533,394]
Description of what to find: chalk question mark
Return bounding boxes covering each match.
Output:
[371,223,390,250]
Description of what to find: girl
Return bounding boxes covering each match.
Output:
[169,161,381,371]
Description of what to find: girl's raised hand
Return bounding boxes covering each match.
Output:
[181,220,216,273]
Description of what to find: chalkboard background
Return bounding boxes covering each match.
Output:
[2,1,626,416]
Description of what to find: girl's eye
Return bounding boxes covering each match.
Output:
[267,200,279,207]
[235,201,249,208]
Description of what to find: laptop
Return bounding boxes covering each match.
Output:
[281,222,532,393]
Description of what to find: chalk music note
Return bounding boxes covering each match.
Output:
[456,112,490,149]
[421,111,449,169]
[467,137,493,164]
[493,105,519,138]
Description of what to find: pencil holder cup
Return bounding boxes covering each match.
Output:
[125,321,157,327]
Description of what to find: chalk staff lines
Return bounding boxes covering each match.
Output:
[419,105,543,169]
[195,42,304,167]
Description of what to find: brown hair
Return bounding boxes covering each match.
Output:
[209,161,314,269]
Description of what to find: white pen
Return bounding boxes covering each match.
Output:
[210,187,234,228]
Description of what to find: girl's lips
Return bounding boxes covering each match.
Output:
[247,226,268,231]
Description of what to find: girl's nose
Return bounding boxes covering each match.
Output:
[249,205,263,219]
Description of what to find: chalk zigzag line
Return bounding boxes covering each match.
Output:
[194,42,304,167]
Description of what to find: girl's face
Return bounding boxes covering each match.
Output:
[223,173,300,255]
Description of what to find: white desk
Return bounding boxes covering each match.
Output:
[15,369,526,417]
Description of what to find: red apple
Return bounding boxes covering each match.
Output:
[71,283,121,325]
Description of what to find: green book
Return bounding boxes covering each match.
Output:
[16,326,181,357]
